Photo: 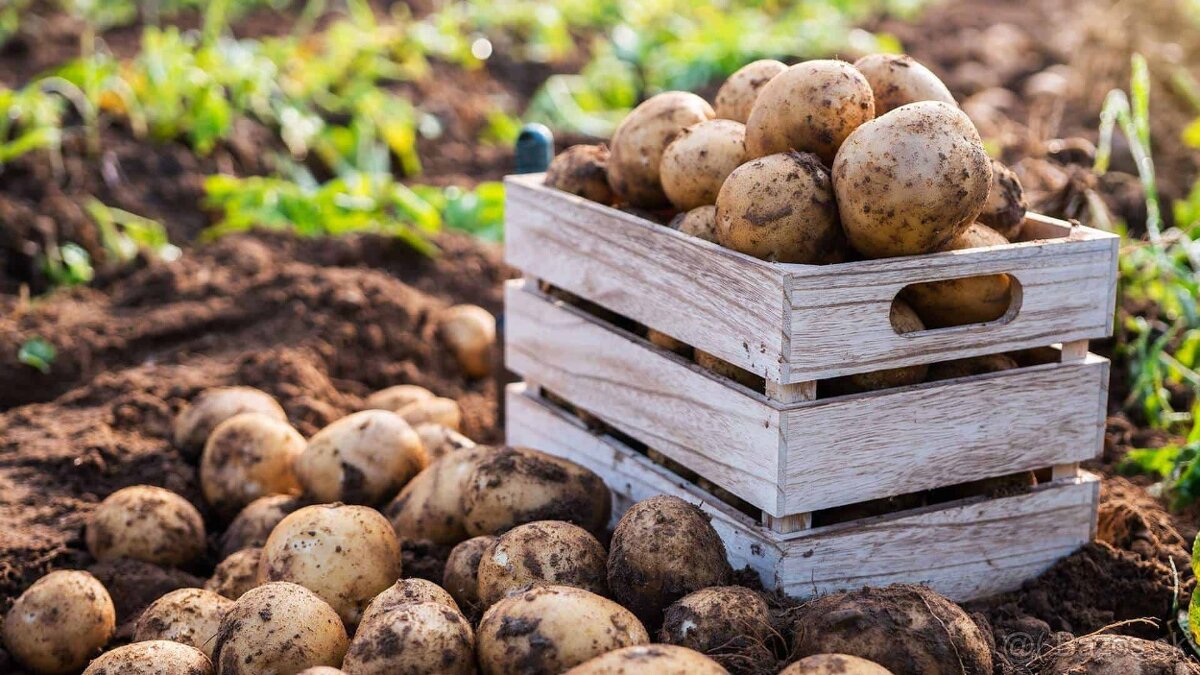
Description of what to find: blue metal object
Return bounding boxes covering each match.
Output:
[515,123,554,174]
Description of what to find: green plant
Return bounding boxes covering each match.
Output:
[17,338,57,374]
[86,199,181,264]
[41,242,95,287]
[0,85,67,167]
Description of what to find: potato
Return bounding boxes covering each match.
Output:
[358,578,459,628]
[397,396,463,431]
[415,423,475,461]
[3,570,116,674]
[927,353,1019,381]
[297,669,346,675]
[438,304,497,378]
[463,446,611,538]
[903,223,1013,328]
[833,101,992,258]
[173,386,286,458]
[977,159,1028,239]
[853,54,955,115]
[213,582,348,675]
[386,446,496,545]
[343,602,475,675]
[294,410,427,505]
[607,92,715,208]
[780,654,894,675]
[220,494,303,559]
[669,205,718,243]
[363,385,433,412]
[477,520,608,607]
[443,535,496,613]
[200,412,306,517]
[789,584,992,675]
[86,485,206,567]
[565,645,730,674]
[546,144,614,205]
[477,585,649,675]
[660,586,772,658]
[205,547,262,600]
[647,329,690,356]
[82,640,212,675]
[715,152,845,264]
[715,59,787,123]
[660,120,747,211]
[1041,634,1196,675]
[838,301,929,392]
[745,60,874,164]
[608,495,732,625]
[133,588,232,661]
[695,349,763,390]
[259,504,402,627]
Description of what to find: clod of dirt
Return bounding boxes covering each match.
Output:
[1040,634,1200,675]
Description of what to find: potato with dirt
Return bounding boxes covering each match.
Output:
[789,584,992,675]
[715,59,787,123]
[219,494,304,558]
[133,588,232,661]
[173,386,286,458]
[212,582,348,675]
[545,144,614,205]
[3,570,116,675]
[86,485,206,567]
[669,205,718,243]
[565,644,730,674]
[715,152,845,264]
[660,119,747,211]
[258,503,402,627]
[660,586,774,665]
[438,304,497,378]
[294,409,428,505]
[343,601,475,675]
[903,223,1014,328]
[477,585,649,675]
[853,54,955,114]
[780,654,894,674]
[200,412,306,517]
[476,520,608,607]
[82,640,213,675]
[745,60,875,163]
[927,353,1019,381]
[606,92,716,208]
[443,535,497,612]
[977,158,1028,239]
[364,385,434,412]
[833,101,992,258]
[358,577,459,627]
[1041,634,1200,675]
[386,445,496,545]
[205,547,263,600]
[415,423,475,460]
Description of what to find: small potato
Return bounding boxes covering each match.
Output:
[205,547,262,600]
[780,654,894,675]
[608,495,732,625]
[133,588,232,661]
[716,152,845,264]
[903,223,1013,328]
[219,494,303,559]
[438,304,497,378]
[607,92,715,208]
[82,640,212,675]
[363,385,434,412]
[294,410,427,505]
[397,396,463,431]
[660,120,747,211]
[977,159,1028,239]
[343,602,475,675]
[842,301,929,391]
[200,413,306,517]
[86,485,206,567]
[213,582,348,675]
[173,386,286,458]
[259,504,402,627]
[853,54,955,115]
[745,60,875,164]
[565,644,730,674]
[478,586,649,675]
[694,350,763,390]
[358,578,459,628]
[462,446,611,539]
[3,570,116,675]
[660,586,772,657]
[414,423,475,460]
[386,446,496,545]
[715,59,787,123]
[927,354,1019,381]
[477,520,608,607]
[545,144,614,205]
[669,205,718,243]
[443,535,496,613]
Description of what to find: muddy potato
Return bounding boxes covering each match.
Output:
[607,92,715,208]
[213,582,348,675]
[566,645,730,674]
[977,159,1028,239]
[259,504,402,627]
[477,585,649,675]
[386,446,496,545]
[2,570,116,674]
[927,353,1019,381]
[133,588,232,661]
[669,205,718,243]
[903,223,1013,328]
[443,535,496,612]
[780,654,894,675]
[715,152,845,264]
[608,495,732,625]
[545,144,614,205]
[82,640,212,675]
[695,350,763,390]
[205,547,263,600]
[834,101,992,258]
[294,410,427,505]
[660,120,747,211]
[173,386,286,458]
[200,412,306,517]
[745,60,874,164]
[463,446,612,538]
[397,396,463,431]
[660,586,771,657]
[853,54,955,115]
[715,59,787,123]
[364,385,434,412]
[477,520,608,607]
[415,423,475,460]
[220,494,303,559]
[840,301,929,392]
[438,304,497,378]
[343,602,475,675]
[358,578,459,628]
[86,485,206,567]
[1042,634,1198,675]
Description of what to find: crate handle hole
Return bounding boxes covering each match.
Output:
[891,276,1024,334]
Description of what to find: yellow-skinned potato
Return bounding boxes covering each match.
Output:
[213,582,348,675]
[397,396,462,431]
[977,159,1027,239]
[842,301,929,392]
[3,570,116,675]
[259,504,402,628]
[780,654,894,675]
[438,304,497,378]
[385,445,496,545]
[358,578,460,628]
[133,588,232,661]
[294,410,427,505]
[173,386,286,458]
[219,494,303,559]
[833,101,992,258]
[82,640,213,675]
[200,412,306,517]
[343,602,475,675]
[363,385,433,412]
[477,520,608,607]
[669,205,718,243]
[443,535,496,613]
[715,59,787,123]
[903,223,1013,328]
[205,547,262,600]
[853,54,955,115]
[86,485,206,567]
[565,645,730,674]
[745,60,874,164]
[660,120,747,211]
[414,423,475,460]
[545,144,614,205]
[660,586,771,656]
[607,92,715,208]
[478,586,649,675]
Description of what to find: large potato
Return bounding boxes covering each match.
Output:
[343,602,475,675]
[477,586,649,675]
[607,92,715,208]
[82,640,212,675]
[213,582,348,675]
[715,59,787,123]
[977,158,1028,239]
[477,520,608,607]
[205,547,263,600]
[200,412,306,517]
[259,504,402,628]
[173,386,286,458]
[414,423,475,460]
[443,535,496,613]
[358,578,459,628]
[133,588,232,661]
[780,654,894,675]
[853,54,955,115]
[363,385,433,412]
[385,445,496,545]
[660,120,747,211]
[86,485,206,567]
[715,152,845,264]
[745,60,874,163]
[545,144,614,205]
[294,410,427,505]
[903,223,1013,327]
[2,570,116,675]
[220,494,303,558]
[660,586,772,659]
[833,101,992,258]
[565,645,730,674]
[438,304,497,378]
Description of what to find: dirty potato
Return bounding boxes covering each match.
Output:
[565,645,731,674]
[715,59,787,123]
[294,410,427,505]
[780,654,894,675]
[219,494,304,559]
[443,535,496,614]
[438,304,497,378]
[927,354,1019,381]
[205,547,263,600]
[1042,634,1196,675]
[903,223,1014,328]
[343,602,475,675]
[2,570,116,675]
[358,578,459,628]
[545,144,614,205]
[853,53,955,115]
[86,485,206,567]
[607,92,715,208]
[82,640,213,675]
[213,582,348,675]
[386,446,496,545]
[660,586,772,659]
[200,412,306,517]
[476,520,608,607]
[364,385,434,412]
[669,205,718,243]
[133,588,232,661]
[660,120,747,211]
[173,386,286,458]
[977,158,1028,239]
[414,423,475,460]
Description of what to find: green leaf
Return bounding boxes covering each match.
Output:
[18,338,56,374]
